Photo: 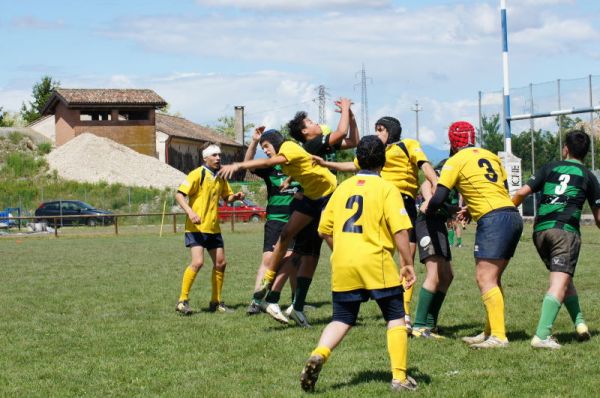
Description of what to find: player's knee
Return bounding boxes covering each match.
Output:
[215,260,227,271]
[190,261,203,271]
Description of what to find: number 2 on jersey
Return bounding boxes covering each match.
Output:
[478,158,498,182]
[342,195,363,233]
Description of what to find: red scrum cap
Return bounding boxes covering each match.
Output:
[448,121,475,150]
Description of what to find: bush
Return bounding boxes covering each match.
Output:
[3,152,47,178]
[37,142,52,155]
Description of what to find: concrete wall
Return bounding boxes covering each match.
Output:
[28,116,56,142]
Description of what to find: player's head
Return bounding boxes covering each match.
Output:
[201,142,222,168]
[434,158,447,177]
[564,129,590,160]
[448,121,475,153]
[375,116,402,145]
[356,135,386,171]
[288,111,321,143]
[259,129,285,157]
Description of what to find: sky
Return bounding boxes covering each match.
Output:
[1,0,599,158]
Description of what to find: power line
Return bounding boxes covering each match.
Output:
[315,85,329,124]
[354,64,372,137]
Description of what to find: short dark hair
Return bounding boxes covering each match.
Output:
[565,129,590,160]
[287,111,308,143]
[356,135,386,170]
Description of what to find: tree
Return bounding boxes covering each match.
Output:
[20,76,60,124]
[479,114,503,154]
[0,107,18,127]
[213,116,254,142]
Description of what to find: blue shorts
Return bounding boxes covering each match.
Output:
[474,208,523,260]
[184,232,224,251]
[290,194,331,219]
[331,286,405,326]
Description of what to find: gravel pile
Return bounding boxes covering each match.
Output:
[47,133,186,190]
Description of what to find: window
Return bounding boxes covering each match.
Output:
[118,110,149,121]
[80,110,112,121]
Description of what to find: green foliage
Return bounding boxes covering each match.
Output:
[20,75,60,124]
[2,152,47,178]
[479,114,503,154]
[214,116,255,141]
[1,225,600,396]
[7,131,24,145]
[0,107,15,127]
[37,142,52,155]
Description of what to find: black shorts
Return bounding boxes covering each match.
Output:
[263,220,295,253]
[474,208,523,260]
[402,194,417,244]
[293,218,323,258]
[331,287,405,326]
[184,232,224,250]
[533,229,581,277]
[415,214,451,264]
[291,194,331,219]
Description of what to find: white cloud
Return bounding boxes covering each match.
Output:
[194,0,391,11]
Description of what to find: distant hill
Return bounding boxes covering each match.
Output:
[422,145,449,166]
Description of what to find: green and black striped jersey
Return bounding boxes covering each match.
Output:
[252,165,301,223]
[526,159,600,234]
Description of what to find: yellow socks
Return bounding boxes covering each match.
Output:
[211,269,225,303]
[263,269,276,284]
[387,325,408,381]
[179,266,198,302]
[403,282,413,318]
[310,346,332,363]
[482,286,506,340]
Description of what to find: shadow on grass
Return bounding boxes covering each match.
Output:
[554,329,595,344]
[433,322,481,337]
[330,367,431,390]
[506,330,530,342]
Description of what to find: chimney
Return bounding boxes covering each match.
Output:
[234,106,244,145]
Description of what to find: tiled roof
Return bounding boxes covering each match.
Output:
[156,113,243,147]
[42,88,167,114]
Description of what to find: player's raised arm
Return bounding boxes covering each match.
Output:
[312,155,358,173]
[218,155,286,179]
[511,184,533,207]
[339,108,359,149]
[327,97,351,146]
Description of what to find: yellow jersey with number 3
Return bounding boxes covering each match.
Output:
[178,166,233,233]
[318,172,413,292]
[277,141,337,200]
[438,147,514,221]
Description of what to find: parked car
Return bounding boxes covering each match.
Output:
[0,208,17,228]
[218,199,266,223]
[34,200,114,227]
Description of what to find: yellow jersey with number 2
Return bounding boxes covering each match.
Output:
[318,172,413,292]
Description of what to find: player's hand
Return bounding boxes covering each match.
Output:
[419,200,429,214]
[457,206,471,223]
[401,265,416,289]
[334,97,352,113]
[188,211,201,224]
[293,192,304,200]
[217,164,240,179]
[311,155,326,166]
[252,126,265,142]
[233,192,245,200]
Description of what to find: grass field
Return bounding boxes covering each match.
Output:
[1,223,600,397]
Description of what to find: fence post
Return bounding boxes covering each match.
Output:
[173,213,177,233]
[54,218,58,237]
[114,216,119,236]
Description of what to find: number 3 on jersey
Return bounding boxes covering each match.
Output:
[342,195,363,233]
[478,158,498,182]
[555,174,570,195]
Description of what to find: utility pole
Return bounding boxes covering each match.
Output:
[316,85,327,124]
[354,64,372,137]
[411,100,422,140]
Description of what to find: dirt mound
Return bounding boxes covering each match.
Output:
[46,133,186,189]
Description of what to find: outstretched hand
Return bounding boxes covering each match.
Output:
[218,164,240,179]
[312,155,326,166]
[252,126,265,142]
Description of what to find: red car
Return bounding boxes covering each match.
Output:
[218,199,266,223]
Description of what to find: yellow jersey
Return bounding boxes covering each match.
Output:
[354,139,428,198]
[438,147,515,221]
[318,172,413,292]
[178,166,233,233]
[278,141,337,200]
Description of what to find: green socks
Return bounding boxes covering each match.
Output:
[564,295,585,326]
[428,291,447,329]
[265,290,281,304]
[535,293,561,339]
[448,230,455,246]
[414,288,435,328]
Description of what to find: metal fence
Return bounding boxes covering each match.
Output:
[479,74,600,172]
